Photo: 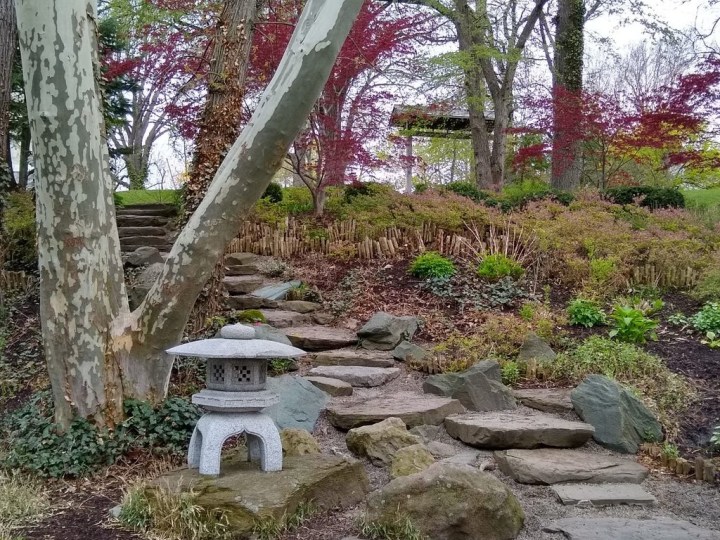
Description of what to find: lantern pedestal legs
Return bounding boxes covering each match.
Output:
[188,411,283,476]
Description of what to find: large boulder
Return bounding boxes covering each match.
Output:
[357,312,419,351]
[390,444,435,478]
[346,417,421,465]
[263,375,328,431]
[423,361,516,411]
[129,262,164,309]
[392,341,429,363]
[517,332,556,363]
[571,375,663,453]
[126,246,163,267]
[365,463,525,540]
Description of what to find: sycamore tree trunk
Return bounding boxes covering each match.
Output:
[15,0,364,428]
[0,0,16,189]
[551,0,584,190]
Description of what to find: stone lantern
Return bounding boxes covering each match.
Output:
[166,330,305,476]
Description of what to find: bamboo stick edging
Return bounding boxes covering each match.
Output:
[641,443,718,484]
[0,270,35,293]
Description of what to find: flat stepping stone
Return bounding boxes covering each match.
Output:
[327,392,466,430]
[307,366,400,387]
[312,348,395,368]
[543,517,720,540]
[225,264,260,276]
[284,326,358,351]
[551,484,656,507]
[223,275,266,294]
[116,215,170,227]
[494,448,649,485]
[445,411,594,449]
[116,206,177,216]
[305,376,353,396]
[226,295,277,310]
[252,280,302,301]
[118,226,167,237]
[120,235,171,247]
[260,310,311,329]
[513,388,573,414]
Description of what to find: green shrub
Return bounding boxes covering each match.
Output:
[1,191,36,270]
[501,361,520,386]
[691,302,720,334]
[498,180,574,210]
[691,270,720,301]
[604,186,685,209]
[567,298,606,327]
[477,254,524,281]
[608,305,658,344]
[409,252,456,280]
[235,309,267,324]
[589,257,617,283]
[261,183,283,203]
[445,181,485,202]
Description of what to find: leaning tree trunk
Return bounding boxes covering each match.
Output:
[16,0,364,428]
[551,0,584,190]
[184,0,261,334]
[0,0,17,190]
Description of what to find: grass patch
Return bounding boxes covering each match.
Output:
[115,189,179,206]
[0,471,50,530]
[359,514,427,540]
[684,188,720,226]
[251,502,315,540]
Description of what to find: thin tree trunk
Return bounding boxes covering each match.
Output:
[551,0,584,190]
[0,0,16,190]
[16,0,364,427]
[18,121,29,187]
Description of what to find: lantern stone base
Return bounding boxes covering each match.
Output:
[151,454,370,536]
[189,412,282,476]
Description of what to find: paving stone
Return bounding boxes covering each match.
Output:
[260,309,312,328]
[494,448,649,485]
[226,295,278,310]
[551,483,657,507]
[118,226,167,237]
[304,376,353,397]
[543,517,720,540]
[279,300,321,313]
[312,348,395,368]
[223,275,266,294]
[225,264,260,276]
[307,366,400,387]
[513,388,574,414]
[445,411,594,449]
[252,280,302,300]
[284,326,358,351]
[327,392,466,430]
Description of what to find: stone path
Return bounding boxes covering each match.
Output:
[308,366,400,388]
[116,203,177,254]
[543,517,720,540]
[551,483,657,507]
[284,326,358,351]
[304,376,353,396]
[311,348,396,368]
[513,388,574,414]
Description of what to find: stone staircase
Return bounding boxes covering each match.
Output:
[116,203,177,254]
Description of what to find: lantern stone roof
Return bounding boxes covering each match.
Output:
[166,338,306,359]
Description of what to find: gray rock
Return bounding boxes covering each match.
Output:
[517,332,556,362]
[445,411,594,449]
[225,264,261,276]
[223,275,265,295]
[543,518,720,540]
[441,450,483,467]
[423,361,516,412]
[130,262,164,308]
[307,366,400,387]
[312,348,395,368]
[357,312,419,350]
[226,295,278,310]
[392,341,429,363]
[365,463,525,540]
[280,428,320,456]
[126,246,163,266]
[218,323,256,340]
[279,300,321,313]
[551,484,657,507]
[304,376,353,396]
[571,375,663,454]
[260,309,311,328]
[284,326,358,351]
[254,324,293,346]
[327,392,466,430]
[109,505,122,519]
[494,448,649,485]
[263,375,328,431]
[346,417,421,465]
[252,280,302,301]
[426,441,457,459]
[513,388,573,414]
[225,252,259,266]
[312,312,335,325]
[409,424,443,443]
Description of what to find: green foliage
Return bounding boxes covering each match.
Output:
[567,298,606,327]
[661,442,680,460]
[360,514,427,540]
[589,257,617,284]
[262,183,284,203]
[1,192,36,270]
[608,305,658,344]
[604,186,685,209]
[269,358,295,376]
[114,189,179,206]
[690,302,720,334]
[691,269,720,301]
[1,394,200,478]
[501,361,521,386]
[235,309,267,324]
[409,252,456,280]
[445,181,485,202]
[477,254,524,281]
[518,302,536,321]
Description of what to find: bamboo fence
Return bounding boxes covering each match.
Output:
[641,443,718,485]
[0,270,35,293]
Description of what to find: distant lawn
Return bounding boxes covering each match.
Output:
[683,188,720,225]
[115,189,179,206]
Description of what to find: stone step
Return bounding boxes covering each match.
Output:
[307,366,400,387]
[116,206,177,217]
[283,326,358,351]
[327,392,466,430]
[444,411,594,449]
[116,215,170,227]
[304,376,353,397]
[494,448,649,485]
[118,226,167,238]
[513,388,574,414]
[226,264,260,276]
[120,236,173,248]
[260,309,312,329]
[551,483,657,507]
[252,280,302,301]
[226,295,278,310]
[223,275,267,295]
[544,518,720,540]
[311,348,395,368]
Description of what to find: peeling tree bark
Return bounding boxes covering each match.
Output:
[15,0,364,427]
